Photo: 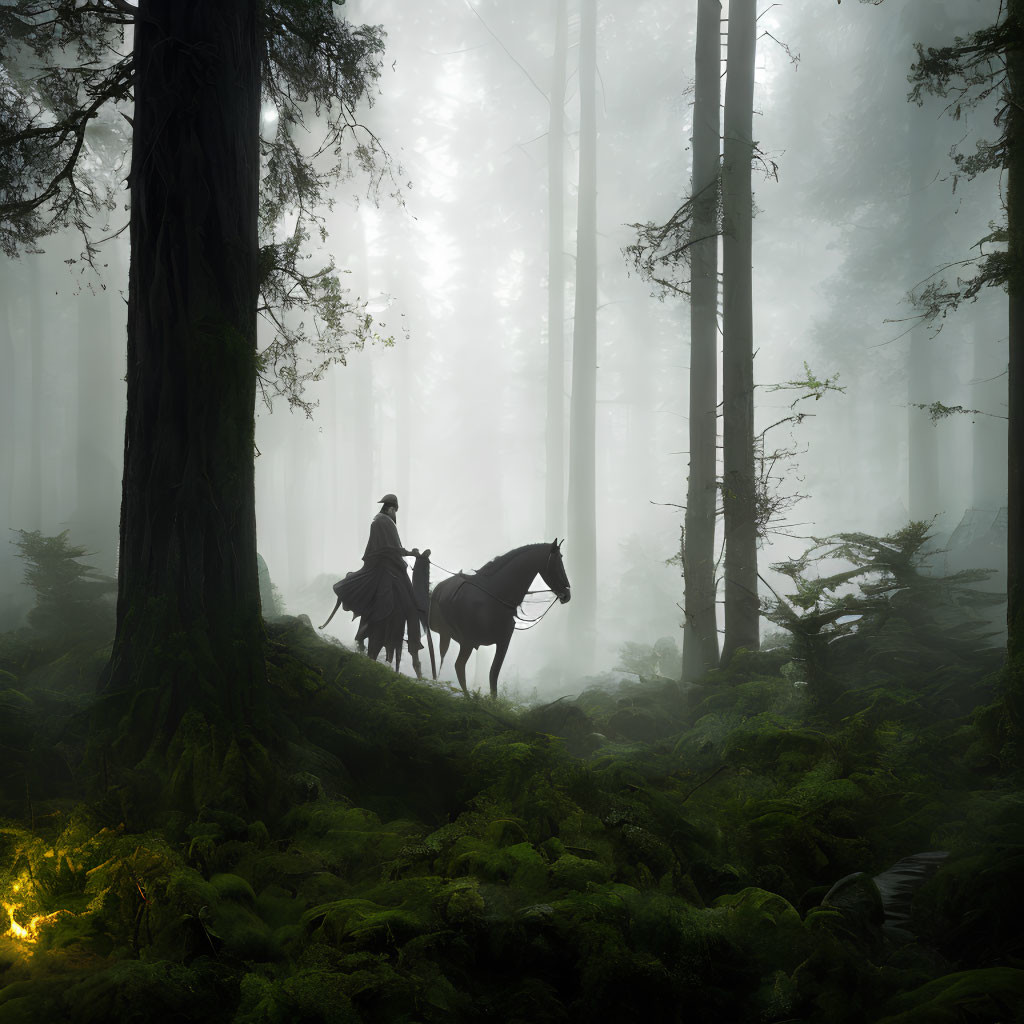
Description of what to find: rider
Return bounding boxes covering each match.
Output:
[336,494,427,670]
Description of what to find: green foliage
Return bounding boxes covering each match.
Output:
[904,15,1012,327]
[764,522,1002,708]
[0,1,396,409]
[764,362,845,407]
[911,400,1003,424]
[0,597,1016,1021]
[874,968,1024,1024]
[617,636,680,680]
[0,2,128,256]
[10,530,115,647]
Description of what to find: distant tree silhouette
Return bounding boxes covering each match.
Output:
[906,0,1024,740]
[567,0,599,666]
[546,0,569,541]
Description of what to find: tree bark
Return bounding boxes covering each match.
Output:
[105,2,266,738]
[567,0,598,665]
[545,0,568,541]
[27,256,44,531]
[1006,0,1024,736]
[0,274,16,531]
[970,316,1007,512]
[720,0,759,664]
[907,331,940,520]
[906,10,941,523]
[682,0,722,680]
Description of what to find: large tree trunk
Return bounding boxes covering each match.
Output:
[682,0,722,681]
[1006,0,1024,737]
[545,0,568,540]
[720,0,759,664]
[567,0,598,666]
[105,2,266,739]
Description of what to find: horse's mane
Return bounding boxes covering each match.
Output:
[475,542,549,577]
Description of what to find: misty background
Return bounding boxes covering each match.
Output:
[0,0,1006,695]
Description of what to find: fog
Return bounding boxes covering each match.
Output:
[0,0,1006,696]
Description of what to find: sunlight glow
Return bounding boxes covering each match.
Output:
[3,901,42,944]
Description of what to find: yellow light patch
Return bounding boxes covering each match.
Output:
[3,902,33,942]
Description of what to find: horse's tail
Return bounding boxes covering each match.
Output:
[319,583,344,629]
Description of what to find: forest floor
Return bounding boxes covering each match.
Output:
[0,613,1022,1023]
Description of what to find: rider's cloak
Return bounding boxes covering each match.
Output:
[335,512,422,656]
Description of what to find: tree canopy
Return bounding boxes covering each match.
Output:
[0,0,395,412]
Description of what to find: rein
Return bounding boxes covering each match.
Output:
[428,555,564,626]
[512,595,560,630]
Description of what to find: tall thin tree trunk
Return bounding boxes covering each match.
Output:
[74,274,121,570]
[105,2,266,737]
[971,317,1007,511]
[567,0,598,664]
[286,434,310,593]
[907,335,939,520]
[347,216,376,540]
[27,256,44,531]
[1005,0,1024,737]
[349,351,375,535]
[0,277,16,530]
[682,0,722,680]
[545,0,568,540]
[907,21,940,523]
[395,330,412,509]
[720,0,759,665]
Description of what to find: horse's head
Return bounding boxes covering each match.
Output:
[543,539,571,604]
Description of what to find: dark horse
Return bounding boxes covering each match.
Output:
[429,540,571,697]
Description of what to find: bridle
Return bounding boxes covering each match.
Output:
[430,546,570,627]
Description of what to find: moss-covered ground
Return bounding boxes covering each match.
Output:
[0,615,1022,1023]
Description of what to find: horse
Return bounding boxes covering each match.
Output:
[428,540,571,697]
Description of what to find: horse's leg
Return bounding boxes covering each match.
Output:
[355,617,369,655]
[405,614,424,680]
[488,627,514,699]
[454,644,471,696]
[439,634,451,671]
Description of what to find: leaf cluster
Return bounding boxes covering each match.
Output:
[623,177,723,299]
[0,0,397,411]
[10,528,115,644]
[764,522,1003,706]
[0,1,131,257]
[903,13,1020,324]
